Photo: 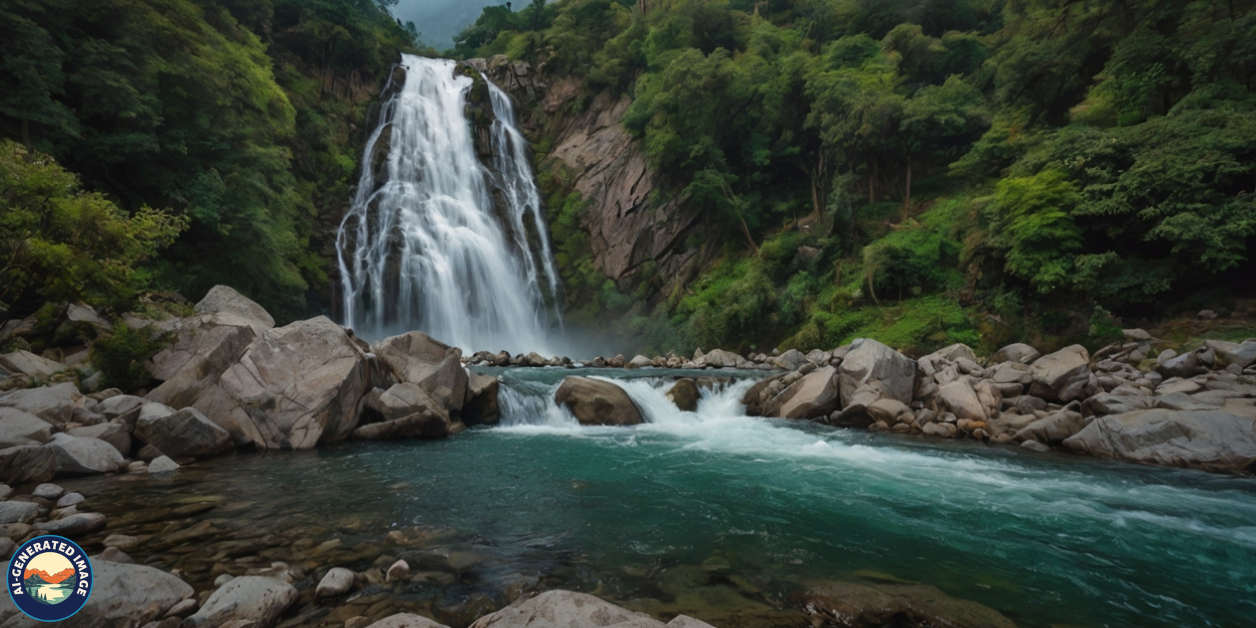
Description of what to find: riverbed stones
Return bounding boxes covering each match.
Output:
[373,332,467,414]
[0,444,56,485]
[765,366,842,420]
[184,575,297,627]
[839,339,916,404]
[1063,409,1256,473]
[0,559,197,628]
[35,512,106,536]
[554,377,643,426]
[316,567,355,598]
[1028,345,1093,402]
[0,408,53,446]
[48,433,125,475]
[666,378,700,412]
[469,590,666,628]
[0,381,81,427]
[798,581,1016,628]
[136,407,233,459]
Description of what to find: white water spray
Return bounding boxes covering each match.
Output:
[336,55,561,353]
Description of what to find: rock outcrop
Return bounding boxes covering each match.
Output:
[373,332,468,415]
[134,407,233,460]
[554,377,643,426]
[1063,409,1256,473]
[839,339,916,405]
[764,366,842,420]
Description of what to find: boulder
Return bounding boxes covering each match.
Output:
[1156,349,1210,379]
[366,615,451,628]
[607,354,626,368]
[95,394,145,427]
[921,344,977,365]
[0,408,53,446]
[148,456,180,473]
[353,411,451,440]
[183,576,298,628]
[315,567,355,598]
[376,383,448,422]
[48,433,125,475]
[0,501,40,524]
[702,349,745,369]
[0,444,56,486]
[66,422,131,457]
[554,377,643,426]
[1014,411,1086,444]
[213,316,373,449]
[1082,393,1154,417]
[833,380,894,428]
[136,407,232,459]
[772,349,807,370]
[839,339,916,405]
[867,398,914,426]
[1028,345,1092,402]
[373,332,467,414]
[468,590,665,628]
[805,349,833,366]
[0,351,65,378]
[1063,409,1256,473]
[195,285,275,329]
[935,381,987,421]
[0,559,195,627]
[32,482,63,499]
[627,355,652,369]
[765,366,842,420]
[988,343,1041,366]
[739,373,788,416]
[1212,339,1256,369]
[666,378,700,412]
[798,581,1016,628]
[0,382,82,427]
[462,372,500,425]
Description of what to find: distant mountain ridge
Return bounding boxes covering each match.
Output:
[24,568,75,585]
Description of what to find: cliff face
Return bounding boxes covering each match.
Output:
[468,56,706,299]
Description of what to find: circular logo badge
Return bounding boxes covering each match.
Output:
[6,535,93,622]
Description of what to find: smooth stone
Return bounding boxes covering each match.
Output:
[365,614,451,628]
[34,512,106,537]
[627,355,652,369]
[0,408,54,446]
[94,547,135,564]
[989,343,1041,365]
[469,590,666,628]
[838,339,916,405]
[1014,411,1085,445]
[66,422,131,457]
[0,350,66,378]
[0,501,40,524]
[665,378,700,412]
[1028,345,1092,402]
[183,576,298,627]
[0,559,195,627]
[386,559,410,582]
[315,567,355,597]
[55,492,85,508]
[0,382,82,427]
[148,456,180,473]
[1021,440,1051,453]
[163,598,198,618]
[32,482,64,500]
[48,433,125,475]
[553,377,643,426]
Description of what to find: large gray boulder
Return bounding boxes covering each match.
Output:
[1211,339,1256,369]
[0,351,65,378]
[463,371,500,425]
[353,410,452,440]
[838,339,916,405]
[554,377,643,426]
[988,343,1041,366]
[135,407,232,459]
[700,348,747,369]
[764,367,842,420]
[935,380,987,422]
[373,332,467,414]
[183,576,297,628]
[0,382,82,427]
[48,433,125,476]
[1014,411,1086,445]
[1028,345,1093,402]
[1063,409,1256,473]
[0,559,194,627]
[0,444,56,486]
[468,590,666,628]
[211,316,373,449]
[66,423,131,457]
[195,285,275,329]
[94,395,144,427]
[0,408,53,446]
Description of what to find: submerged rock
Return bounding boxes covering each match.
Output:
[554,377,643,426]
[666,378,700,412]
[1063,409,1256,473]
[798,581,1016,628]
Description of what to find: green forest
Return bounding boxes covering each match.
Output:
[460,0,1256,354]
[3,0,1255,356]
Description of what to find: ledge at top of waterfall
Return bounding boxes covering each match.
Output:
[336,54,562,355]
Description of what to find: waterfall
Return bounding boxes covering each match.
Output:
[336,54,561,354]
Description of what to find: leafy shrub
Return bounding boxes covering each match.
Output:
[89,323,169,391]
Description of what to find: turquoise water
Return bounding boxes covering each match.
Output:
[73,368,1256,627]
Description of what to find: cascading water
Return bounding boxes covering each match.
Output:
[336,54,561,353]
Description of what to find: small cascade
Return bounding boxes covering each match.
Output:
[497,375,758,429]
[336,54,561,353]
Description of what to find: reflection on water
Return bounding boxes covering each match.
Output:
[57,369,1256,628]
[27,583,72,604]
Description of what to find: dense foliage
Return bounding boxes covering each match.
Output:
[0,0,421,322]
[461,0,1256,354]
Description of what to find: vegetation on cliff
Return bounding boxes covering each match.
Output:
[460,0,1256,355]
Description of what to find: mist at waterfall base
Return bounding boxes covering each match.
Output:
[337,55,570,356]
[70,369,1256,628]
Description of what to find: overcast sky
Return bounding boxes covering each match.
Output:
[391,0,504,50]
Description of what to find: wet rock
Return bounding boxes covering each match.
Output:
[0,444,57,486]
[386,559,410,582]
[554,377,643,426]
[765,366,842,420]
[374,332,468,411]
[0,350,66,378]
[1028,345,1092,402]
[136,407,233,459]
[148,456,180,473]
[183,576,297,628]
[49,433,125,475]
[1063,409,1256,473]
[666,378,700,412]
[1021,440,1051,453]
[839,339,916,404]
[1014,411,1085,445]
[366,614,451,628]
[463,372,500,425]
[469,590,666,628]
[798,581,1016,628]
[211,316,373,449]
[35,512,106,537]
[0,501,39,524]
[627,355,652,369]
[315,567,355,598]
[0,408,53,446]
[0,382,82,427]
[608,355,627,368]
[67,422,131,457]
